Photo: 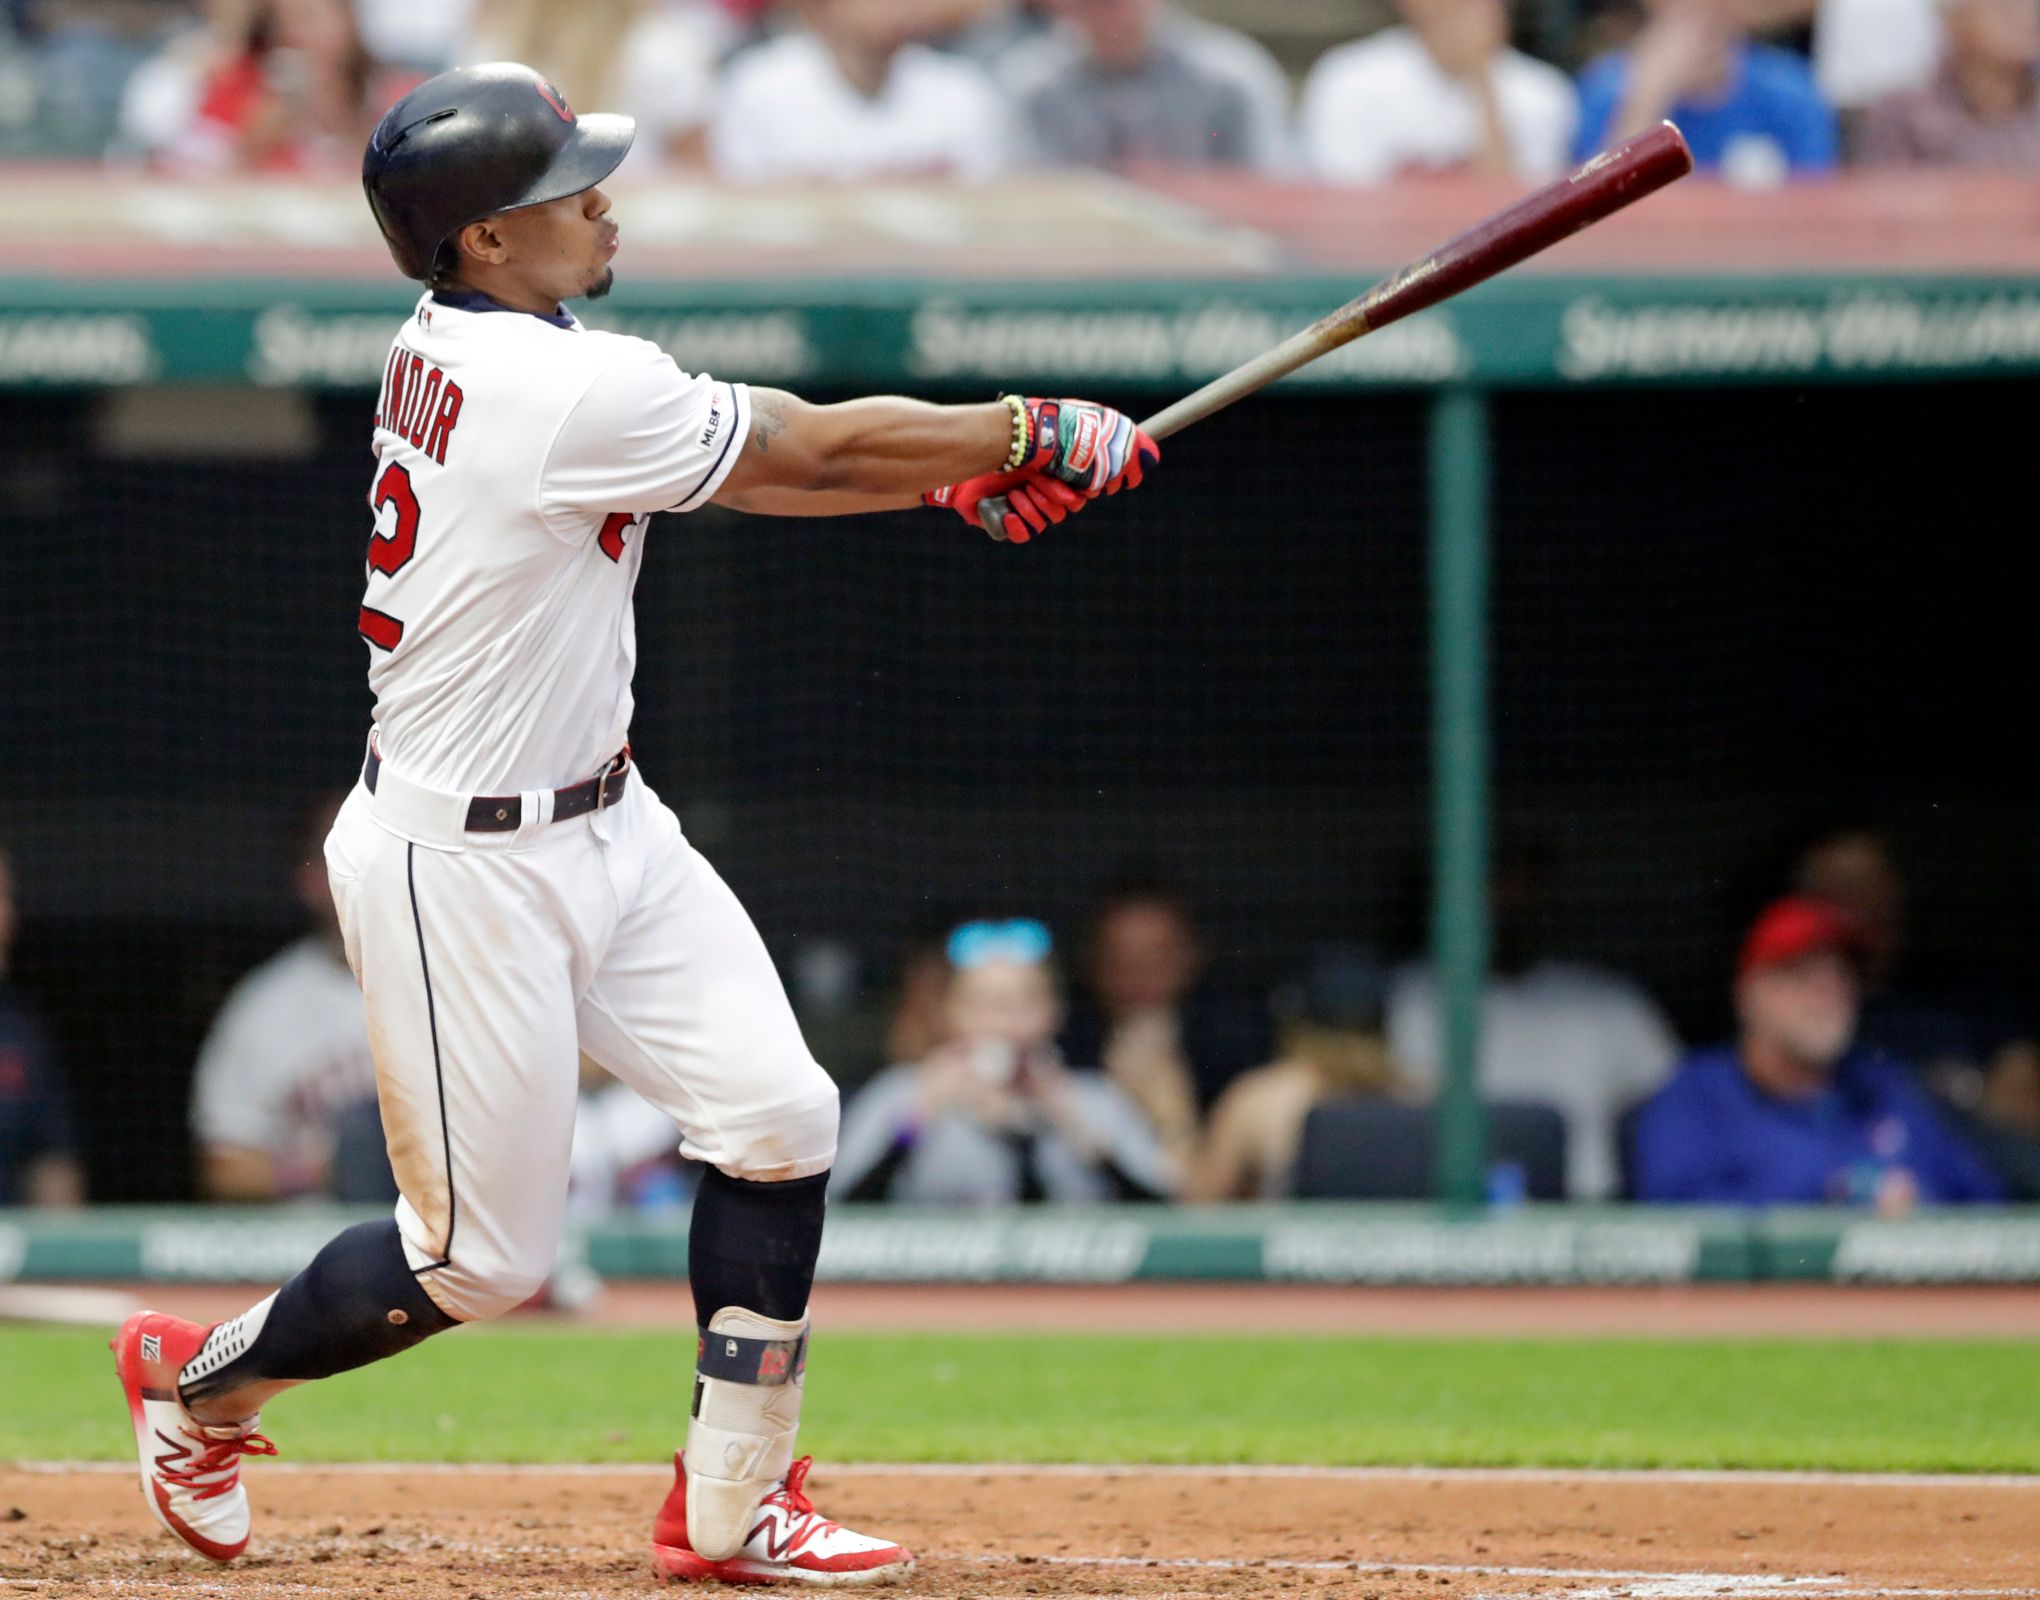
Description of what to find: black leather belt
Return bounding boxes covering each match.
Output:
[364,745,631,833]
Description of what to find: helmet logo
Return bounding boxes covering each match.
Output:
[535,80,574,123]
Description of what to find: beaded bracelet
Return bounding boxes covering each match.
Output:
[1001,393,1032,472]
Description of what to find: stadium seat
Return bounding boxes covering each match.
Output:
[1292,1098,1568,1200]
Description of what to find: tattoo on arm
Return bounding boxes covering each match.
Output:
[751,391,788,455]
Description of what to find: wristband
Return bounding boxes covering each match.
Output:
[1001,394,1032,472]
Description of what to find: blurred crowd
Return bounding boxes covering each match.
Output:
[0,0,2037,181]
[6,815,2039,1216]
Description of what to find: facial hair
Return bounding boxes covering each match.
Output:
[586,267,615,301]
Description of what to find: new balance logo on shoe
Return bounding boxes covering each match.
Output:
[753,1508,828,1564]
[153,1430,193,1475]
[141,1334,161,1364]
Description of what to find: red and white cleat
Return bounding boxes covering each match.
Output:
[110,1311,277,1563]
[650,1454,914,1586]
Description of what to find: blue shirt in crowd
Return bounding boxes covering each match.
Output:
[1574,44,1839,175]
[1632,1043,2004,1206]
[0,984,77,1205]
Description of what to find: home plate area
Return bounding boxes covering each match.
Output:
[2,1464,2034,1599]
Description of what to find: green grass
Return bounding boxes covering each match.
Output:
[8,1327,2036,1474]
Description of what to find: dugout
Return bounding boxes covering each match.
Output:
[1,171,2036,1206]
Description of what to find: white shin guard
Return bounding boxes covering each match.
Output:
[683,1306,808,1561]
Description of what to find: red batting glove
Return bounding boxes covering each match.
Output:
[1015,398,1161,498]
[924,468,1088,544]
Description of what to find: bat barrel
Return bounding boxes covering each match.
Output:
[1135,124,1693,443]
[1358,122,1695,332]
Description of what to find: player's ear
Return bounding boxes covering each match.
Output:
[452,218,511,271]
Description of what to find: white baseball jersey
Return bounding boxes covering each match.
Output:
[335,285,834,1327]
[362,290,752,795]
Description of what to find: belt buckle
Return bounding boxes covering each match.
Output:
[596,755,621,812]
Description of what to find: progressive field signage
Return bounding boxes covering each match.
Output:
[6,1205,2039,1285]
[6,277,2040,391]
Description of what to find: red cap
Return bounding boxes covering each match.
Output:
[1737,895,1861,978]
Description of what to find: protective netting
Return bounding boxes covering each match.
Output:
[1,379,2032,1199]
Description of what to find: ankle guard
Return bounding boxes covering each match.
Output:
[683,1306,808,1561]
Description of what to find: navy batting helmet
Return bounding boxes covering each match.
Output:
[362,62,635,282]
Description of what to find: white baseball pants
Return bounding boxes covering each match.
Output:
[323,762,838,1323]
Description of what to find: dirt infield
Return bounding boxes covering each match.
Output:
[3,1462,2035,1599]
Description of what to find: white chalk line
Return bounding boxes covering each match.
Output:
[969,1556,2039,1600]
[1,1556,2029,1600]
[9,1458,2040,1487]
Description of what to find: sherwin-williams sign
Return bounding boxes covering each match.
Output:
[6,277,2040,392]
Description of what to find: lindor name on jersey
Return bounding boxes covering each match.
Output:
[374,345,465,467]
[358,292,752,799]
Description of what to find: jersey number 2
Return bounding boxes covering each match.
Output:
[359,461,420,651]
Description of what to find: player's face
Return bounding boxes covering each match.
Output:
[492,185,620,305]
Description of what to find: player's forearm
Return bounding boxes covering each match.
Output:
[714,484,925,517]
[714,390,1011,512]
[790,397,1012,493]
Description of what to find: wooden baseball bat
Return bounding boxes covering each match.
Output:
[980,122,1695,539]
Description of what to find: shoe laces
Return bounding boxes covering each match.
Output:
[162,1425,279,1501]
[765,1457,835,1531]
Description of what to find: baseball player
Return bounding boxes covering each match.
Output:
[112,62,1157,1586]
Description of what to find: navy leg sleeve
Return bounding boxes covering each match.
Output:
[178,1219,459,1407]
[688,1168,828,1325]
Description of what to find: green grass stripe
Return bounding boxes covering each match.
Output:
[7,1327,2035,1474]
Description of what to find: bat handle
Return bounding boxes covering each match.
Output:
[977,494,1018,541]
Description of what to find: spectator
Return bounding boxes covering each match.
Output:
[1787,823,2040,1196]
[571,1054,694,1214]
[1985,1042,2040,1140]
[0,840,84,1208]
[1632,896,2004,1207]
[1574,0,1839,182]
[463,0,638,107]
[355,0,475,73]
[1789,824,2030,1089]
[1388,844,1679,1200]
[1857,0,2040,168]
[884,927,955,1068]
[462,0,743,173]
[832,919,1175,1202]
[896,0,1046,67]
[1186,948,1409,1201]
[1058,876,1272,1134]
[1002,0,1292,172]
[1813,0,1940,115]
[117,0,384,175]
[710,0,1014,181]
[1300,0,1580,183]
[189,794,382,1202]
